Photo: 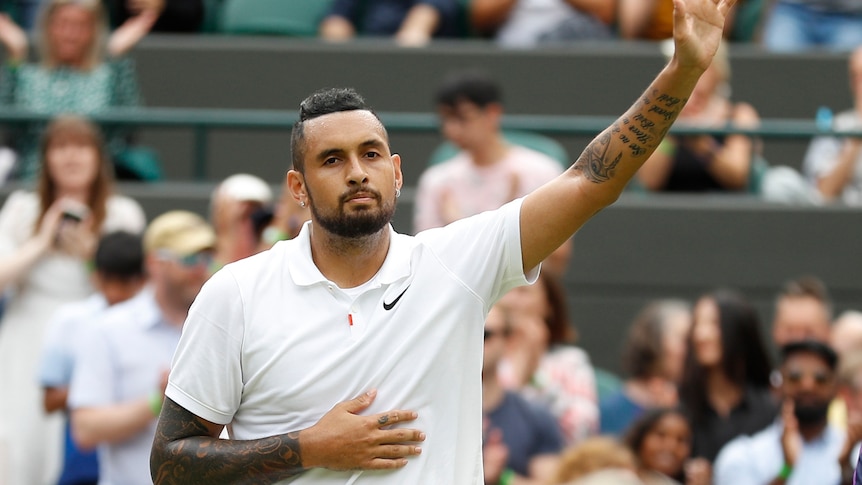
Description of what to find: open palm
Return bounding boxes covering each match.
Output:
[672,0,737,72]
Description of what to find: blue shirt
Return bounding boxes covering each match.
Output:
[599,389,646,436]
[714,420,845,485]
[486,391,564,477]
[328,0,459,37]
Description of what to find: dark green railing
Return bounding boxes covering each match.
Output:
[1,108,859,180]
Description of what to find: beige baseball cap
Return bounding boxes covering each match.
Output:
[144,210,217,257]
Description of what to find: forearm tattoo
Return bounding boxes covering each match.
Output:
[573,89,684,184]
[151,398,305,485]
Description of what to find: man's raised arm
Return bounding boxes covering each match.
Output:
[520,0,736,272]
[150,391,424,484]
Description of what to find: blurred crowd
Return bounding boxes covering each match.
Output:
[0,0,861,484]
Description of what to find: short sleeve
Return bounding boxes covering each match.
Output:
[166,268,246,425]
[416,198,530,307]
[0,190,37,257]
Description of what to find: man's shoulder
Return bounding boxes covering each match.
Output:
[96,289,156,332]
[716,420,779,465]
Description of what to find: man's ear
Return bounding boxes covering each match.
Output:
[391,153,403,191]
[286,170,307,206]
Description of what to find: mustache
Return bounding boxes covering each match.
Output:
[340,188,382,204]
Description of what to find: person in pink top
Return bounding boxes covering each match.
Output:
[414,69,572,276]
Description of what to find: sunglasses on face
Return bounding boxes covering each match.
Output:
[158,250,214,268]
[784,369,832,385]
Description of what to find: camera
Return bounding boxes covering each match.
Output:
[61,206,88,224]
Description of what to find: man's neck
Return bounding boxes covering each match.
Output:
[798,420,829,442]
[309,224,391,288]
[469,133,509,167]
[153,288,188,328]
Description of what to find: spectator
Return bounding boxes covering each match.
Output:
[802,46,862,205]
[482,304,564,485]
[210,173,274,266]
[838,351,862,484]
[636,41,761,193]
[616,0,755,41]
[38,230,146,485]
[0,114,145,485]
[498,270,599,446]
[68,210,215,485]
[319,0,459,47]
[771,276,832,348]
[600,299,691,436]
[714,340,848,485]
[826,310,862,447]
[415,69,571,276]
[104,0,205,33]
[470,0,615,47]
[761,0,862,52]
[0,0,159,180]
[679,289,777,463]
[552,436,641,485]
[624,408,712,485]
[831,310,862,358]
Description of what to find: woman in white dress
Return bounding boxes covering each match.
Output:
[0,115,145,484]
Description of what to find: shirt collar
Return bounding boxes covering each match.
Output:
[286,221,414,288]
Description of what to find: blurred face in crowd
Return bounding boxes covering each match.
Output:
[772,295,831,348]
[149,250,213,314]
[94,273,145,306]
[850,48,862,112]
[46,137,100,194]
[637,412,691,478]
[692,297,723,368]
[679,64,723,120]
[498,277,548,322]
[781,351,837,426]
[48,4,96,65]
[483,305,510,374]
[662,309,692,383]
[438,99,500,154]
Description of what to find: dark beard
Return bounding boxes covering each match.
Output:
[794,401,830,426]
[310,191,396,238]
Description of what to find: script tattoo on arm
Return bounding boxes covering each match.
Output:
[151,398,305,485]
[572,89,684,184]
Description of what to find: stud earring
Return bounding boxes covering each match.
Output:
[300,201,306,208]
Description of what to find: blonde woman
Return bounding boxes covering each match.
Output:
[0,115,145,485]
[636,42,762,192]
[0,0,162,179]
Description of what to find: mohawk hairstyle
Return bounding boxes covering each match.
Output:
[290,87,384,173]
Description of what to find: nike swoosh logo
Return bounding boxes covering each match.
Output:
[383,285,410,311]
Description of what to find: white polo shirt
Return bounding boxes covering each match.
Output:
[167,198,532,484]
